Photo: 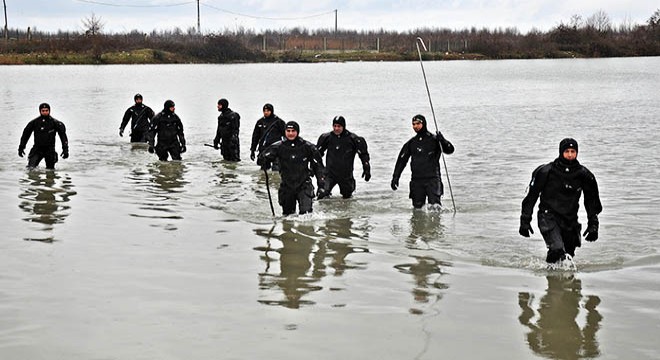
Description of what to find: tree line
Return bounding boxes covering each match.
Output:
[1,9,659,64]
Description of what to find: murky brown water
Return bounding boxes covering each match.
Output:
[1,58,659,359]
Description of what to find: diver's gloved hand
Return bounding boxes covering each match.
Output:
[119,128,124,137]
[180,145,187,153]
[148,145,155,154]
[583,224,598,242]
[519,218,534,237]
[250,151,256,161]
[18,147,25,157]
[61,150,69,159]
[362,163,371,182]
[213,141,219,150]
[390,177,399,191]
[260,161,271,171]
[317,188,328,199]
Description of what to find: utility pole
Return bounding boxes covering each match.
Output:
[3,0,8,41]
[334,9,337,34]
[196,0,200,34]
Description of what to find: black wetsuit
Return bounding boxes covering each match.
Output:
[214,107,241,161]
[250,114,285,165]
[316,129,370,198]
[392,129,454,208]
[19,115,69,169]
[120,103,155,143]
[148,110,186,161]
[521,157,602,262]
[260,137,325,215]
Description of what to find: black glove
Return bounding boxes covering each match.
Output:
[61,150,69,159]
[250,151,256,161]
[260,161,271,171]
[317,188,328,199]
[362,163,371,182]
[18,148,25,157]
[119,128,124,137]
[391,177,399,191]
[213,141,219,150]
[180,145,187,153]
[148,146,155,154]
[583,224,598,242]
[519,219,534,237]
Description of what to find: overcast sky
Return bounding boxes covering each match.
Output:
[4,0,658,34]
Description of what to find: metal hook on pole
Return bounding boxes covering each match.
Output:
[415,37,457,215]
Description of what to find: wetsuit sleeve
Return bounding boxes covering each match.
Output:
[250,120,261,152]
[354,135,370,167]
[120,108,132,131]
[309,143,326,180]
[276,118,286,137]
[19,120,35,150]
[392,141,411,180]
[56,121,69,152]
[232,112,240,134]
[176,117,186,146]
[214,116,222,146]
[147,107,155,121]
[583,169,602,226]
[147,115,159,147]
[259,142,280,166]
[521,165,547,222]
[316,133,329,157]
[435,132,455,154]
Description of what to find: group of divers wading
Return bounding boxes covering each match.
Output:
[18,95,602,264]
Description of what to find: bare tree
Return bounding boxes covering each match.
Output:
[569,14,583,30]
[586,10,611,33]
[82,12,104,36]
[649,8,660,28]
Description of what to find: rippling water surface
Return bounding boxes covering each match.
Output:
[1,58,659,359]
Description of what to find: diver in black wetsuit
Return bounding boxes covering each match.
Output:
[391,114,454,208]
[519,138,602,263]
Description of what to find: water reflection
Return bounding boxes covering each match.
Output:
[254,219,368,309]
[317,218,369,276]
[255,221,321,308]
[18,170,76,242]
[407,211,445,249]
[394,256,450,314]
[127,162,187,229]
[150,161,187,194]
[518,274,602,359]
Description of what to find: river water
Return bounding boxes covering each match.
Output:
[1,57,659,359]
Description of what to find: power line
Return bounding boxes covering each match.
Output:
[201,3,335,21]
[73,0,195,8]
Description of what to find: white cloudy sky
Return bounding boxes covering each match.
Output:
[4,0,658,34]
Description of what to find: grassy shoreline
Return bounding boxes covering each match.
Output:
[0,48,593,65]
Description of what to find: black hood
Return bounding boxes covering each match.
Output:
[412,114,427,133]
[163,100,175,114]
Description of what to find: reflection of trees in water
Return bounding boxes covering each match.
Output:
[254,219,368,309]
[18,170,76,242]
[394,255,450,314]
[518,274,602,360]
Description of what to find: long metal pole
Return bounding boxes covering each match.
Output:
[196,0,200,34]
[263,169,275,216]
[3,0,8,41]
[415,37,456,214]
[334,9,337,34]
